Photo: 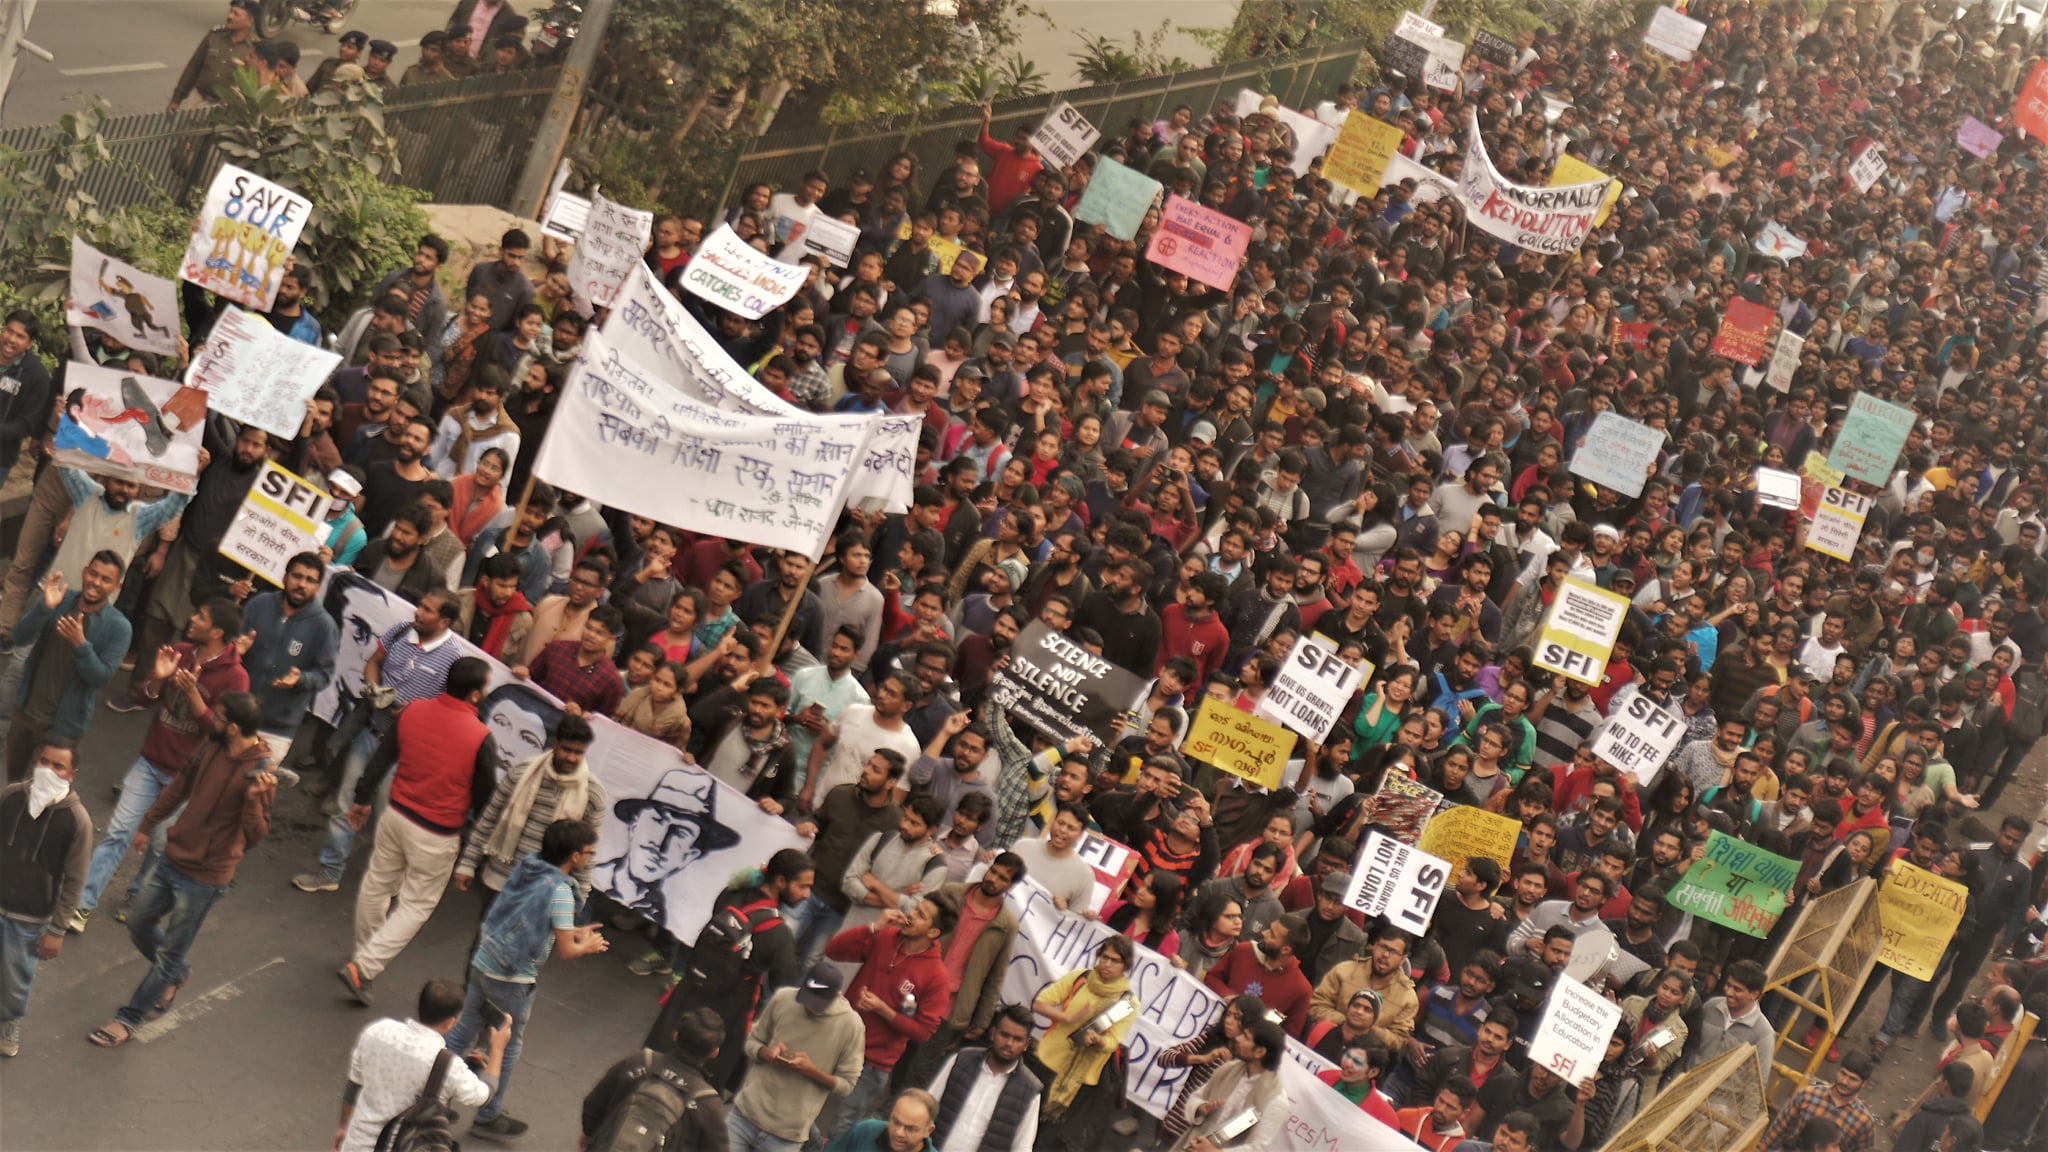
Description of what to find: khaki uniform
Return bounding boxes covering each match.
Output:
[400,60,456,86]
[171,26,256,107]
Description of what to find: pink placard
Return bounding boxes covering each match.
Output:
[1144,194,1252,293]
[1958,116,2004,160]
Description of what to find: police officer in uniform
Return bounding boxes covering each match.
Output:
[307,29,367,93]
[168,0,259,111]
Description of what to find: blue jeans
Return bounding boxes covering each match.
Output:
[728,1109,806,1152]
[116,860,229,1029]
[785,892,844,977]
[822,1064,892,1144]
[444,971,535,1123]
[317,727,383,882]
[0,918,45,1022]
[79,757,177,915]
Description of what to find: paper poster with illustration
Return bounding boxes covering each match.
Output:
[68,236,181,357]
[179,163,311,311]
[52,359,205,494]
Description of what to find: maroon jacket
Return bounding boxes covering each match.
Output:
[139,643,249,774]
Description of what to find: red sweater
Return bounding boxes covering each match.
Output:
[978,130,1045,213]
[1158,603,1230,680]
[825,923,956,1069]
[1203,942,1312,1038]
[386,694,491,833]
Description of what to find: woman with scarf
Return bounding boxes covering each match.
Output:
[453,713,606,912]
[447,446,509,547]
[1175,895,1244,980]
[434,291,498,406]
[1031,936,1140,1151]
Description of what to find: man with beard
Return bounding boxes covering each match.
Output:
[368,235,451,359]
[1206,913,1316,1037]
[1075,558,1163,675]
[1429,550,1503,646]
[1299,871,1370,985]
[355,504,439,602]
[454,553,534,662]
[1430,859,1511,979]
[1605,885,1669,971]
[1311,930,1422,1048]
[739,552,823,661]
[922,1003,1043,1152]
[1,464,185,644]
[899,854,1026,1090]
[239,551,338,786]
[1192,843,1287,941]
[1094,753,1190,847]
[1220,558,1300,670]
[429,363,519,480]
[134,422,270,665]
[264,266,323,345]
[334,366,403,457]
[4,557,130,786]
[356,417,434,538]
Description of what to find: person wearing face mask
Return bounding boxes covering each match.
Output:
[0,738,90,1057]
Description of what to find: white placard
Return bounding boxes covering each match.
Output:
[1344,830,1449,936]
[1029,101,1103,171]
[1643,6,1708,61]
[218,460,330,585]
[1848,144,1887,194]
[678,223,809,320]
[1588,693,1688,785]
[1256,634,1370,742]
[1807,487,1872,562]
[565,189,655,310]
[1072,831,1140,916]
[69,236,181,357]
[1391,10,1446,40]
[1753,222,1808,261]
[1529,975,1623,1086]
[185,304,343,440]
[53,359,206,494]
[539,189,592,244]
[783,213,860,269]
[1764,329,1803,392]
[1756,467,1803,510]
[178,163,312,311]
[533,329,876,556]
[1456,108,1610,256]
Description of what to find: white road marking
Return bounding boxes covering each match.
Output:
[132,955,288,1044]
[60,62,167,77]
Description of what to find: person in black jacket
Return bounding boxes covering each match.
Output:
[692,679,800,814]
[587,1005,727,1151]
[1894,1062,1976,1152]
[0,310,53,482]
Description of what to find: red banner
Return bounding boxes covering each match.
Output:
[1613,320,1653,349]
[1710,298,1774,366]
[2016,61,2048,139]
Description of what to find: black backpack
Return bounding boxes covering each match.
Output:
[585,1050,720,1152]
[673,895,780,1007]
[373,1049,460,1152]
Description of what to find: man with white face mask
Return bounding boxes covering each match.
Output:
[0,738,91,1057]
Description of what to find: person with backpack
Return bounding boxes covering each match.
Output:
[730,962,868,1152]
[581,1004,727,1152]
[332,978,510,1152]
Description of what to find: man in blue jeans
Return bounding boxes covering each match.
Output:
[444,819,609,1140]
[87,692,275,1047]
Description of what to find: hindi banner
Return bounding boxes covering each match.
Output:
[68,236,180,357]
[1806,487,1872,563]
[218,460,333,585]
[2018,62,2048,138]
[1665,830,1796,937]
[185,304,343,440]
[178,163,311,311]
[53,359,205,494]
[1146,194,1254,293]
[678,224,808,320]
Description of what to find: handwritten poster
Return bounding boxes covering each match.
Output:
[1529,976,1623,1086]
[2017,61,2048,139]
[1710,298,1774,366]
[184,304,342,440]
[565,189,655,310]
[1145,194,1253,293]
[1072,158,1163,241]
[53,359,205,494]
[678,223,808,320]
[68,236,180,357]
[1550,154,1621,226]
[1180,698,1297,789]
[1323,111,1406,195]
[178,164,311,311]
[1665,830,1796,937]
[1416,805,1520,875]
[1643,5,1708,60]
[1455,109,1608,256]
[1568,410,1662,497]
[1827,392,1917,487]
[1877,860,1969,980]
[1958,116,2005,159]
[1029,101,1102,171]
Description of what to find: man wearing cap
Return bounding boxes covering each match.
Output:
[1301,871,1370,985]
[1204,912,1316,1038]
[309,30,368,91]
[361,40,400,96]
[732,962,868,1152]
[403,31,458,85]
[593,767,744,927]
[170,0,259,110]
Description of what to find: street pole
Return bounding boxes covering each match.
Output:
[510,0,615,222]
[0,0,55,126]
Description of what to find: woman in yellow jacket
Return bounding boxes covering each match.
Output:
[1032,935,1139,1151]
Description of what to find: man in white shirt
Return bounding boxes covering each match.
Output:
[801,673,922,811]
[334,979,509,1152]
[925,1005,1042,1152]
[766,171,828,249]
[1797,612,1850,684]
[1010,803,1097,914]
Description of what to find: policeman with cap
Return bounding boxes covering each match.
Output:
[169,0,259,110]
[362,39,400,96]
[402,30,457,86]
[307,29,367,92]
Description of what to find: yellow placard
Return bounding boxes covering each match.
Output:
[896,220,968,274]
[1800,454,1846,487]
[1532,577,1632,686]
[1551,154,1622,226]
[1416,805,1521,876]
[1877,860,1968,980]
[1324,111,1406,194]
[1181,698,1295,789]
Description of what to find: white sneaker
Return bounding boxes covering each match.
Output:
[0,1019,21,1057]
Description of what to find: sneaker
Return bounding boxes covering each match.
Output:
[106,692,148,714]
[626,949,671,977]
[0,1019,18,1057]
[67,907,89,934]
[337,961,373,1006]
[293,872,340,893]
[268,764,302,789]
[469,1115,529,1141]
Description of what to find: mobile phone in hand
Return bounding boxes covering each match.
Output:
[481,1000,509,1032]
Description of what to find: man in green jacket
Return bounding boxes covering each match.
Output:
[897,859,1025,1090]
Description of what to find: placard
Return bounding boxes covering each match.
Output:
[1270,103,1340,174]
[1029,101,1102,171]
[532,329,877,556]
[678,223,808,320]
[565,189,655,310]
[1877,859,1969,980]
[990,620,1150,744]
[1958,115,2005,159]
[178,163,311,311]
[1550,154,1620,227]
[1588,693,1686,785]
[1455,109,1609,256]
[1362,774,1443,845]
[1470,28,1517,67]
[2017,61,2048,139]
[1344,830,1449,936]
[1643,5,1708,61]
[1710,298,1774,366]
[1255,634,1369,742]
[1664,830,1796,936]
[1383,12,1443,76]
[1612,320,1653,349]
[1528,975,1623,1087]
[184,304,343,440]
[1382,151,1459,203]
[1753,222,1808,261]
[1072,158,1163,241]
[785,214,860,269]
[1568,410,1662,497]
[68,236,181,357]
[1801,455,1847,487]
[218,460,330,585]
[1827,391,1916,487]
[1532,577,1631,685]
[1073,831,1141,915]
[53,359,205,494]
[1806,486,1872,562]
[1847,144,1887,194]
[1323,111,1406,195]
[1764,329,1803,391]
[539,189,591,243]
[1181,698,1297,789]
[1755,467,1802,510]
[1145,194,1253,293]
[1416,804,1520,875]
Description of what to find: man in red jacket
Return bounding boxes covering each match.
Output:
[1159,572,1231,681]
[978,104,1045,214]
[335,657,498,1006]
[823,896,958,1142]
[1204,912,1315,1038]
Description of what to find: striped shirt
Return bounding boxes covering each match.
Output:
[375,623,464,732]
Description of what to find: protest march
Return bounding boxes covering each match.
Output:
[20,0,2048,1149]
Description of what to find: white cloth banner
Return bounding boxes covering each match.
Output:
[1256,634,1368,742]
[565,189,655,310]
[1344,831,1449,936]
[69,236,181,357]
[185,304,343,440]
[1643,6,1708,60]
[1588,693,1688,785]
[534,329,876,557]
[1030,101,1103,171]
[1456,109,1609,255]
[1382,151,1459,203]
[1271,104,1340,175]
[678,224,809,320]
[178,163,311,311]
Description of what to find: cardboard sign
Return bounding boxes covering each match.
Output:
[2016,61,2048,139]
[1074,831,1141,915]
[1763,329,1803,392]
[1847,145,1887,194]
[1455,109,1608,256]
[1256,634,1369,742]
[1665,830,1796,936]
[1363,774,1443,845]
[1643,5,1707,61]
[68,236,180,357]
[1877,860,1969,980]
[1755,467,1803,510]
[1181,698,1297,789]
[539,188,591,243]
[1529,976,1624,1087]
[1072,158,1163,242]
[565,189,655,310]
[184,304,342,440]
[1383,12,1444,76]
[1532,577,1632,686]
[1710,298,1774,366]
[1030,101,1102,171]
[178,163,310,311]
[1323,111,1406,195]
[218,460,331,585]
[991,621,1150,744]
[1827,391,1917,487]
[1344,831,1449,937]
[1470,28,1518,67]
[1589,693,1687,785]
[1801,454,1847,487]
[1145,194,1253,293]
[678,223,809,319]
[775,213,858,270]
[1753,222,1808,261]
[1416,805,1521,875]
[1550,154,1620,226]
[52,359,205,494]
[1568,410,1662,497]
[1807,486,1872,562]
[1958,116,2005,159]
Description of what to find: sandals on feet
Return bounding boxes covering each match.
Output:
[88,1021,133,1048]
[149,982,184,1019]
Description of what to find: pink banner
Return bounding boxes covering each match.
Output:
[1958,115,2004,159]
[1144,194,1252,293]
